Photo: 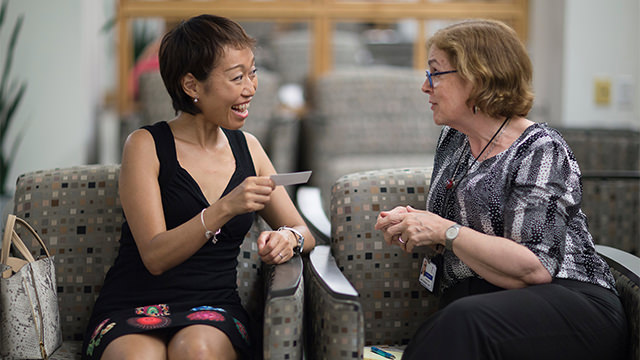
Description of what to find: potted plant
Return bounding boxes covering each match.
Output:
[0,0,26,199]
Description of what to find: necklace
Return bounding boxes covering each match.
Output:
[445,116,511,191]
[482,117,510,162]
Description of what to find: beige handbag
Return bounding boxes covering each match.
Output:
[0,214,62,359]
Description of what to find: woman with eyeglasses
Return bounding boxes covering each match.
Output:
[375,19,627,360]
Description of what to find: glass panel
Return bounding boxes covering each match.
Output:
[259,22,311,85]
[424,18,517,40]
[424,19,457,39]
[334,20,418,68]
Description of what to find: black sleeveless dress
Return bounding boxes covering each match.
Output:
[82,121,256,359]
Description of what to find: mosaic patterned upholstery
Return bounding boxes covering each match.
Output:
[302,67,439,212]
[556,128,639,256]
[305,250,363,360]
[305,167,440,359]
[264,267,304,359]
[595,245,640,360]
[11,165,304,359]
[304,168,640,359]
[582,176,640,255]
[612,269,640,360]
[557,127,640,172]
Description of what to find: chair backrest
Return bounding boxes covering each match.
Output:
[557,127,640,172]
[329,167,439,346]
[303,66,439,211]
[582,174,639,255]
[12,165,264,342]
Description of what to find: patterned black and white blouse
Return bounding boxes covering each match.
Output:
[427,123,616,292]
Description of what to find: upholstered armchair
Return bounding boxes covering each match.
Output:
[303,167,439,359]
[301,66,440,213]
[301,167,640,360]
[11,165,304,360]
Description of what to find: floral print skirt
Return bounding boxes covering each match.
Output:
[81,301,253,359]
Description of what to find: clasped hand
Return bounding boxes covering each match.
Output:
[374,206,446,252]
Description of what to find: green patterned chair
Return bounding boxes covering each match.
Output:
[301,167,640,360]
[11,164,304,360]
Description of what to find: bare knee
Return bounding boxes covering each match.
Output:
[101,333,167,360]
[168,325,237,360]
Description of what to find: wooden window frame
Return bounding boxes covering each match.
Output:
[116,0,528,113]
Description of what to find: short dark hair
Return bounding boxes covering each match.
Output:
[159,14,256,115]
[427,19,534,118]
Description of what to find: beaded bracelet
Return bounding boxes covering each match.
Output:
[200,208,221,244]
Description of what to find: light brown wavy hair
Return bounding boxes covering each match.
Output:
[427,19,534,118]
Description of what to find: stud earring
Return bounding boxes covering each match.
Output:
[193,97,199,104]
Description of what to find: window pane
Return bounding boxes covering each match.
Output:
[334,20,418,68]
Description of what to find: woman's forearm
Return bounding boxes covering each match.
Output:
[451,226,552,289]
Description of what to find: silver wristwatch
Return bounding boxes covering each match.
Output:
[279,226,304,255]
[445,224,462,251]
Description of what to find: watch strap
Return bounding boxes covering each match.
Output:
[279,226,304,254]
[445,224,461,251]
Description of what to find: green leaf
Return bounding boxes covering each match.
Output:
[0,13,23,101]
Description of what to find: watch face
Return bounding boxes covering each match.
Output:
[446,226,459,240]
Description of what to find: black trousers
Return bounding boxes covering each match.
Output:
[402,278,628,360]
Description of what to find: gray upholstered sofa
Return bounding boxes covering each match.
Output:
[10,165,304,359]
[301,167,640,360]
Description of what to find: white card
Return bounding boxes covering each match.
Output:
[270,171,312,186]
[419,257,437,292]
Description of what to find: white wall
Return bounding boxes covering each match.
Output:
[1,0,115,195]
[529,0,640,130]
[528,0,565,126]
[561,0,639,129]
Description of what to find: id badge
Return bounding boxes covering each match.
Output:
[419,257,437,292]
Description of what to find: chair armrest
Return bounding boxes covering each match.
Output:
[308,245,358,299]
[296,186,331,244]
[305,245,363,360]
[263,255,304,359]
[595,245,640,360]
[267,254,303,298]
[595,245,640,284]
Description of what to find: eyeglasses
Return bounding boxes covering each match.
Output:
[425,69,457,88]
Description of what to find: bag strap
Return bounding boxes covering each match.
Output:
[1,214,17,265]
[14,216,51,258]
[1,214,51,264]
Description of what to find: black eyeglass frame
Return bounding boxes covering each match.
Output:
[425,69,457,88]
